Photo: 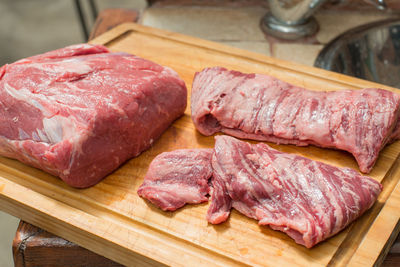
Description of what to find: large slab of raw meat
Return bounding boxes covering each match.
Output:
[0,44,187,188]
[191,67,400,173]
[138,149,213,211]
[207,135,382,248]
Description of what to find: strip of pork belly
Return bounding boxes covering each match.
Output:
[191,67,400,173]
[208,135,382,248]
[138,149,213,211]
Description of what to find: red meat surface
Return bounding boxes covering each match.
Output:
[0,44,187,188]
[207,135,382,248]
[138,149,213,211]
[191,67,400,173]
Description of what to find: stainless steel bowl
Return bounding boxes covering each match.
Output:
[315,18,400,88]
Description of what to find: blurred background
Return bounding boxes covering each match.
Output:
[0,0,147,66]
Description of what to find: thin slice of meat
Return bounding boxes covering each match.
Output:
[208,135,382,248]
[191,67,400,173]
[138,149,213,211]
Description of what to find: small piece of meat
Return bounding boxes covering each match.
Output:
[138,149,213,211]
[0,44,187,188]
[191,67,400,173]
[208,135,382,248]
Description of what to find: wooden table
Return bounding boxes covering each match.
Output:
[13,221,123,267]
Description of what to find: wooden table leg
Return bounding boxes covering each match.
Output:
[12,221,124,267]
[382,233,400,267]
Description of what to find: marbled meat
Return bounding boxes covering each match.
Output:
[0,44,187,188]
[138,149,213,211]
[191,67,400,173]
[207,135,382,248]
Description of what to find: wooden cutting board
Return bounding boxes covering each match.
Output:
[1,23,400,267]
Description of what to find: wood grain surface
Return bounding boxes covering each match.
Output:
[1,23,400,266]
[12,220,400,267]
[12,221,123,267]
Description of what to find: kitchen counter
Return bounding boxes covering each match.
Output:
[140,2,398,67]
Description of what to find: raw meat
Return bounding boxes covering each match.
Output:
[191,67,400,173]
[138,149,213,211]
[0,44,187,188]
[207,135,382,248]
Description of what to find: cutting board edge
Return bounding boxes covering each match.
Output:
[89,22,398,92]
[328,153,400,266]
[346,182,400,266]
[0,174,253,267]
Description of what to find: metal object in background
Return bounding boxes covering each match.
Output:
[261,0,330,40]
[261,0,388,40]
[73,0,99,41]
[315,18,400,88]
[368,0,388,10]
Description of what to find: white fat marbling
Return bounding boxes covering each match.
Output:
[42,115,78,144]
